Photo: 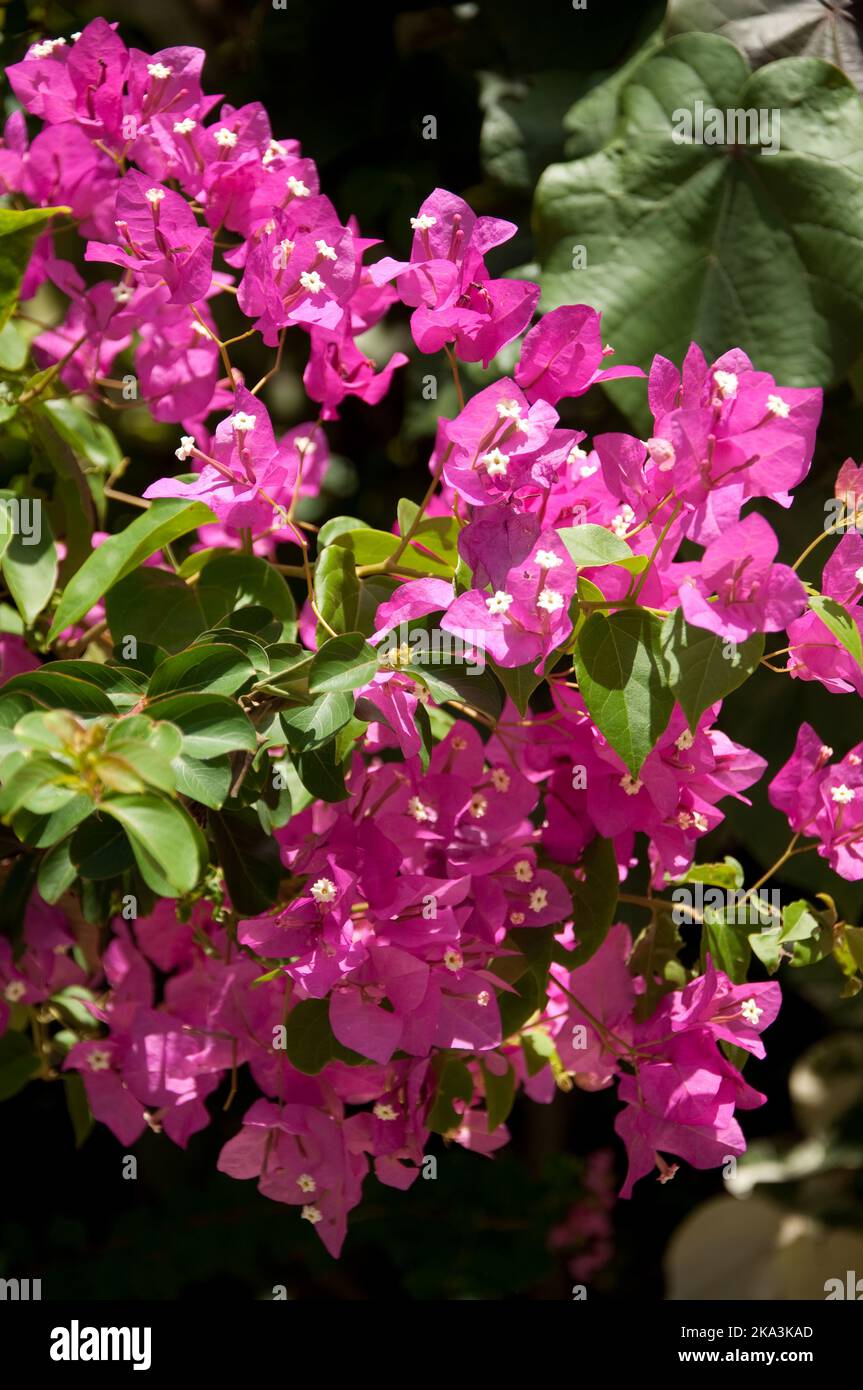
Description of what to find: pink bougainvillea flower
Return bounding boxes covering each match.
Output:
[514,305,644,405]
[86,169,214,304]
[677,513,807,642]
[370,188,539,365]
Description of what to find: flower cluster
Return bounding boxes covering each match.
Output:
[0,18,858,1263]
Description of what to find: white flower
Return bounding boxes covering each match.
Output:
[287,175,310,197]
[692,811,708,832]
[4,980,26,1003]
[579,463,598,478]
[854,567,863,586]
[294,436,315,454]
[310,877,337,904]
[646,436,675,470]
[173,118,197,135]
[214,127,238,148]
[145,187,165,205]
[481,448,509,476]
[611,504,635,537]
[443,948,463,973]
[410,214,437,231]
[111,285,133,304]
[469,793,488,819]
[373,1101,399,1120]
[766,393,790,418]
[88,1049,112,1073]
[713,369,738,400]
[537,588,564,614]
[820,745,834,760]
[676,811,693,830]
[485,590,513,615]
[567,444,587,462]
[175,435,196,462]
[529,887,548,913]
[147,62,172,80]
[490,767,510,792]
[675,730,695,751]
[301,1205,322,1224]
[619,774,642,796]
[514,860,533,883]
[299,270,324,295]
[831,784,856,805]
[535,549,563,569]
[407,796,437,824]
[315,239,337,261]
[476,990,491,1008]
[496,398,523,422]
[509,910,525,925]
[297,1173,316,1193]
[740,998,763,1026]
[262,140,288,165]
[230,411,257,433]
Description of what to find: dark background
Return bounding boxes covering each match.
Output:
[1,0,862,1299]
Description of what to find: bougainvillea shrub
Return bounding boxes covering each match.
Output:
[0,18,861,1260]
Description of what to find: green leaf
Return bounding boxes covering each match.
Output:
[280,692,354,751]
[535,34,863,426]
[314,545,360,637]
[558,523,635,568]
[427,1058,475,1133]
[569,836,620,966]
[0,1029,40,1102]
[659,610,764,730]
[195,553,297,642]
[282,998,364,1074]
[173,754,231,810]
[674,857,744,891]
[808,593,863,671]
[573,609,673,772]
[100,795,206,897]
[702,915,752,982]
[105,568,228,654]
[37,836,78,903]
[1,507,57,625]
[64,1073,95,1148]
[143,693,257,760]
[480,1058,516,1132]
[308,631,379,694]
[1,669,116,715]
[147,643,256,698]
[491,658,543,715]
[666,0,863,94]
[0,206,69,330]
[630,910,687,1019]
[209,807,282,914]
[69,813,135,880]
[294,741,350,802]
[47,499,216,641]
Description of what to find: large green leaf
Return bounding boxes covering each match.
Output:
[209,807,282,913]
[660,610,765,729]
[666,0,863,93]
[314,545,360,638]
[573,609,673,773]
[535,35,863,425]
[105,568,228,654]
[100,794,206,897]
[48,499,215,641]
[308,631,379,694]
[148,643,257,698]
[195,553,297,641]
[0,668,116,715]
[143,693,257,760]
[1,507,57,626]
[568,836,620,967]
[0,207,68,330]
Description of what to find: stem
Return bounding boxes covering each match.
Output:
[444,343,464,411]
[631,500,682,601]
